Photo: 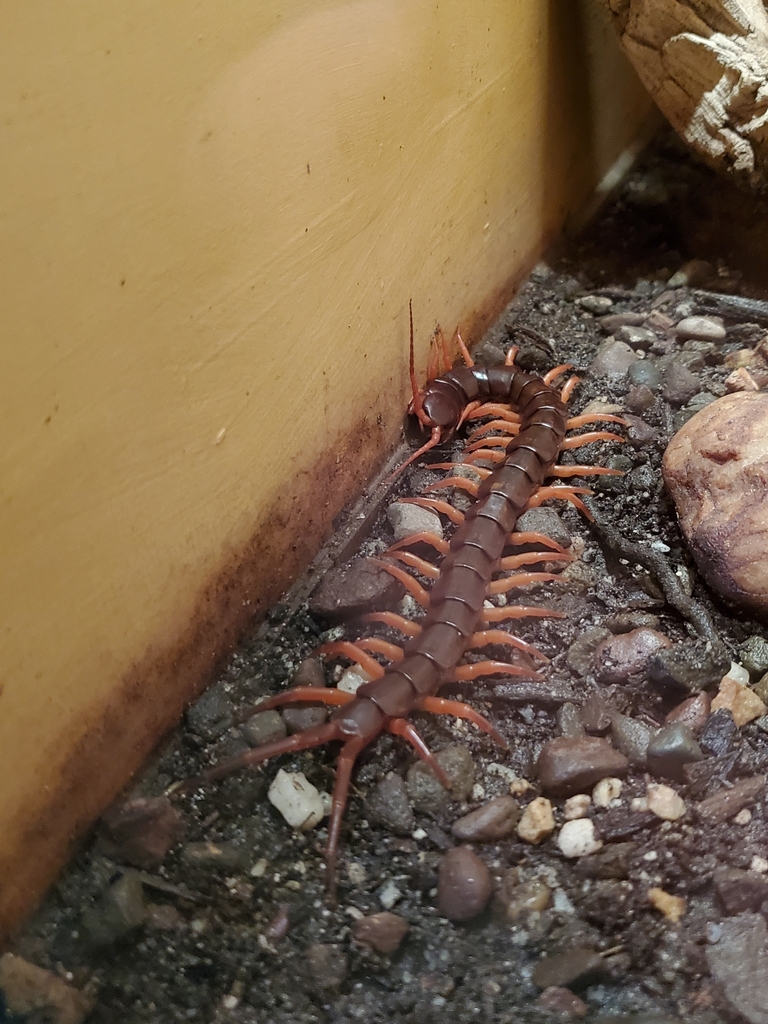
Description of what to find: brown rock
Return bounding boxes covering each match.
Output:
[0,953,93,1024]
[352,912,409,953]
[99,797,184,870]
[697,775,766,825]
[282,657,327,733]
[451,796,520,842]
[306,944,348,991]
[308,557,403,622]
[593,628,672,683]
[532,948,604,989]
[495,869,551,922]
[713,867,768,915]
[662,392,768,619]
[437,847,492,922]
[536,987,588,1018]
[665,691,710,735]
[537,736,629,798]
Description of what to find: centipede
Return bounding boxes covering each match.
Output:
[178,302,625,896]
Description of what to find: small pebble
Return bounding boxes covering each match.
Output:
[662,361,701,405]
[675,315,726,341]
[646,782,686,820]
[649,640,730,695]
[366,772,416,835]
[450,796,520,842]
[579,691,615,734]
[646,723,703,782]
[309,557,403,622]
[577,294,613,313]
[351,912,409,953]
[99,796,184,870]
[536,987,588,1018]
[496,870,551,921]
[751,856,768,873]
[537,736,628,797]
[406,744,475,814]
[664,691,710,736]
[0,954,93,1024]
[697,775,766,824]
[80,869,147,947]
[648,887,685,923]
[437,847,492,921]
[592,777,622,808]
[712,673,767,726]
[699,708,737,756]
[713,866,768,914]
[557,702,586,739]
[739,636,768,677]
[610,713,653,767]
[734,808,752,825]
[667,259,714,287]
[616,324,656,348]
[566,627,612,677]
[282,658,327,732]
[557,818,603,858]
[268,769,327,830]
[517,797,556,844]
[306,944,348,991]
[532,947,604,989]
[625,383,656,413]
[589,339,637,377]
[564,794,591,820]
[241,709,287,747]
[592,628,671,684]
[515,507,572,548]
[726,367,760,392]
[598,311,646,332]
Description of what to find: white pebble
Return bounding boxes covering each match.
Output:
[557,818,603,858]
[734,808,752,825]
[268,769,327,830]
[564,794,591,820]
[338,666,371,694]
[517,797,555,844]
[646,783,686,821]
[723,661,750,686]
[631,796,649,813]
[751,856,768,873]
[592,777,623,808]
[378,880,402,909]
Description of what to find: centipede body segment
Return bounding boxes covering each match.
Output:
[179,308,625,896]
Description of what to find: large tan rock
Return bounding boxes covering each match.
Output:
[663,392,768,617]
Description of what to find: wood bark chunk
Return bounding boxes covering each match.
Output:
[697,773,766,823]
[596,0,768,191]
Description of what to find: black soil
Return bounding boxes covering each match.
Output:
[10,131,768,1024]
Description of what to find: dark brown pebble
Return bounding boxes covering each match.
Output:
[536,986,588,1018]
[406,744,475,814]
[597,809,657,842]
[437,847,492,922]
[565,627,611,678]
[665,690,710,736]
[598,311,646,332]
[99,797,185,870]
[699,708,737,756]
[306,944,348,991]
[537,736,628,798]
[451,796,520,842]
[557,701,585,738]
[622,414,658,444]
[308,557,403,622]
[697,775,766,825]
[573,842,636,880]
[713,867,768,915]
[592,628,672,684]
[532,948,604,989]
[625,384,656,414]
[351,912,409,953]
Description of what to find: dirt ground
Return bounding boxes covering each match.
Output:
[8,131,768,1024]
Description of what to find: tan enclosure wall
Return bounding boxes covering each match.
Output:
[0,0,652,938]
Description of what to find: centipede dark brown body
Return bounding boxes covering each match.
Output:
[178,326,624,895]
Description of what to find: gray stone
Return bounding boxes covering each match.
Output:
[80,869,147,948]
[610,713,653,767]
[706,914,768,1024]
[664,691,710,736]
[566,627,612,677]
[366,772,416,835]
[241,709,287,747]
[649,641,731,695]
[579,691,614,734]
[598,311,646,333]
[627,359,662,389]
[675,315,726,341]
[537,736,628,797]
[514,507,572,548]
[647,723,703,782]
[625,384,656,413]
[186,684,234,740]
[181,841,250,871]
[406,744,474,814]
[577,294,613,314]
[557,701,585,738]
[740,635,768,677]
[589,339,638,377]
[667,260,714,288]
[662,361,701,405]
[616,325,657,349]
[713,867,768,915]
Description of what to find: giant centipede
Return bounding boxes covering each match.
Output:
[178,305,625,895]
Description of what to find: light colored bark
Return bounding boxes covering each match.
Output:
[598,0,768,189]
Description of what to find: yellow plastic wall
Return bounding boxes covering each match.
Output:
[0,0,652,938]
